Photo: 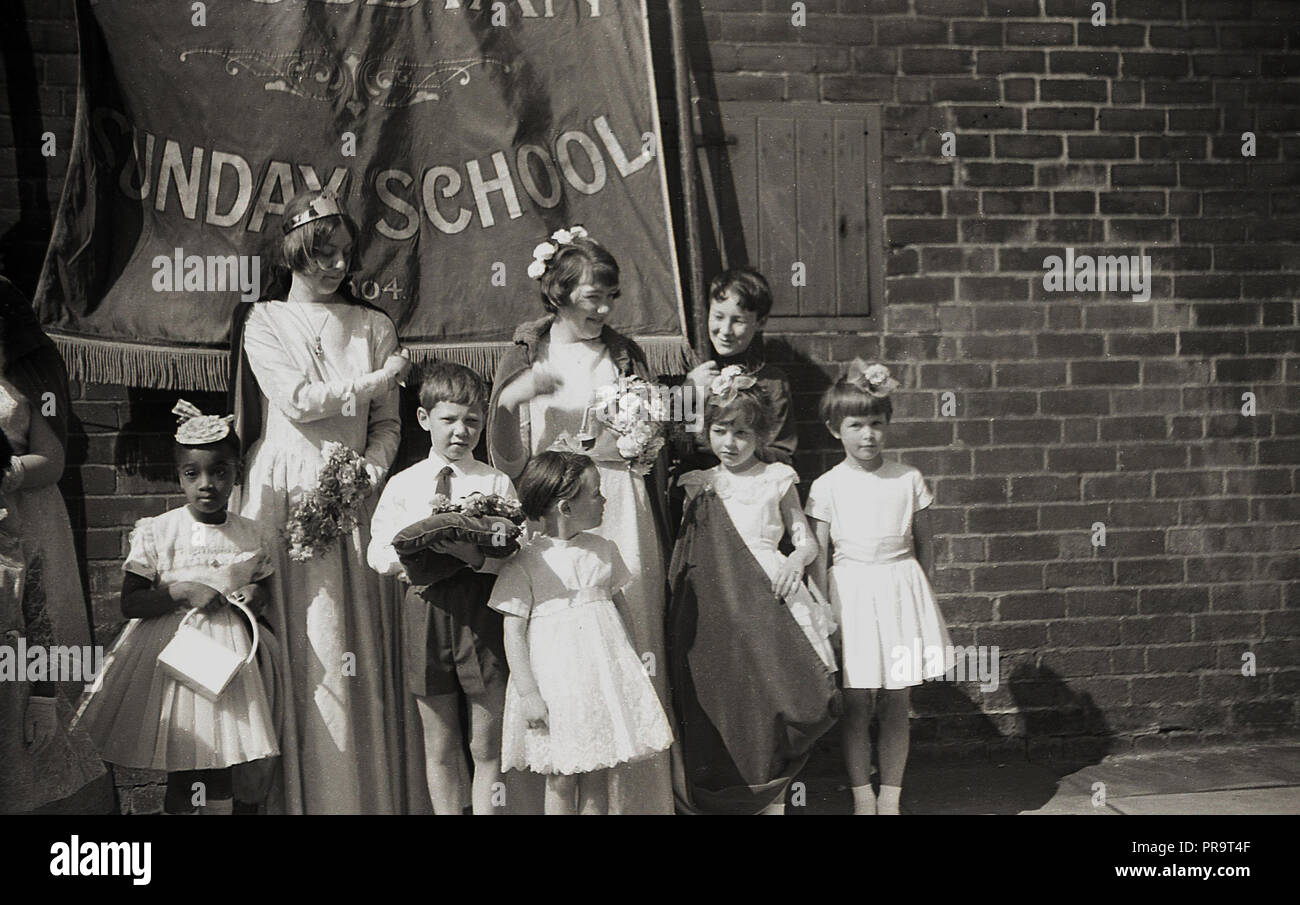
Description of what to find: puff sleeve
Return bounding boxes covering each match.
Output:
[911,468,934,511]
[487,556,534,619]
[803,472,835,524]
[122,517,160,582]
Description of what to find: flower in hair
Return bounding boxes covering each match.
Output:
[550,225,588,245]
[709,364,758,404]
[844,359,899,398]
[172,399,235,445]
[527,242,557,280]
[527,225,591,281]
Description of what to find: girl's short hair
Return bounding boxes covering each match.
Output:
[704,383,775,444]
[517,451,595,520]
[417,360,487,413]
[280,190,359,277]
[539,236,619,313]
[819,379,893,428]
[709,267,773,320]
[173,431,242,464]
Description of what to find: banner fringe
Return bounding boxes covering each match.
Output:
[51,334,229,392]
[50,333,693,392]
[409,336,692,381]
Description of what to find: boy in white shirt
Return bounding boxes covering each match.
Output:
[369,361,516,815]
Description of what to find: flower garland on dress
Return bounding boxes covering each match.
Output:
[527,225,589,280]
[283,441,374,562]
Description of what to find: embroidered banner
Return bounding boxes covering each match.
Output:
[34,0,686,389]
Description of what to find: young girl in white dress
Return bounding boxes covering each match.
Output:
[76,402,277,815]
[488,227,674,813]
[805,361,953,816]
[490,450,672,815]
[668,375,838,815]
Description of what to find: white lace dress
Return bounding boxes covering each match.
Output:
[490,533,673,776]
[679,462,837,670]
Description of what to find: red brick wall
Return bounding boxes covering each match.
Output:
[4,0,1298,782]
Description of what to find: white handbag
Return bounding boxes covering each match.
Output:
[156,597,259,700]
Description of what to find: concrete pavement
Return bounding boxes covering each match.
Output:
[790,741,1300,815]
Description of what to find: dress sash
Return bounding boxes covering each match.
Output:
[833,534,914,566]
[530,586,614,619]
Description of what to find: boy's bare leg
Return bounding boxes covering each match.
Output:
[467,686,505,814]
[415,693,469,814]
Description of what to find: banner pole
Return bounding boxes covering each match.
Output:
[667,0,706,356]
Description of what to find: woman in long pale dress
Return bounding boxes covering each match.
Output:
[488,232,675,814]
[230,190,412,813]
[0,281,92,658]
[0,431,106,814]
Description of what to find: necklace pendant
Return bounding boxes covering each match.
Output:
[313,337,324,356]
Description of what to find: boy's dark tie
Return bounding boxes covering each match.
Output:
[435,465,453,499]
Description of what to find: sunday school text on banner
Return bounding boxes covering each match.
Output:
[35,0,686,390]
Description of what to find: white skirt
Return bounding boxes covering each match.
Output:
[502,595,672,776]
[830,557,953,689]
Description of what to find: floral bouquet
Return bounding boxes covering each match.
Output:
[283,441,373,562]
[584,375,671,476]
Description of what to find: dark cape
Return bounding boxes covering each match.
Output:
[667,485,840,815]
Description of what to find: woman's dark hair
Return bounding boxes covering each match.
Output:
[538,236,619,314]
[280,190,360,276]
[708,267,773,320]
[704,382,775,443]
[517,450,595,520]
[258,190,365,303]
[819,379,893,428]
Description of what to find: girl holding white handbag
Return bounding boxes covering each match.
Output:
[76,401,278,815]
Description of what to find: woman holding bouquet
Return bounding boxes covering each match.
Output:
[229,189,411,813]
[487,228,674,814]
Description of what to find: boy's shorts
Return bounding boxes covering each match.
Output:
[401,570,507,699]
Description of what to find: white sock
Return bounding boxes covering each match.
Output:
[851,784,877,815]
[760,801,786,815]
[878,784,901,815]
[201,798,233,815]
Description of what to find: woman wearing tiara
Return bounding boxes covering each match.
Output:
[229,189,412,813]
